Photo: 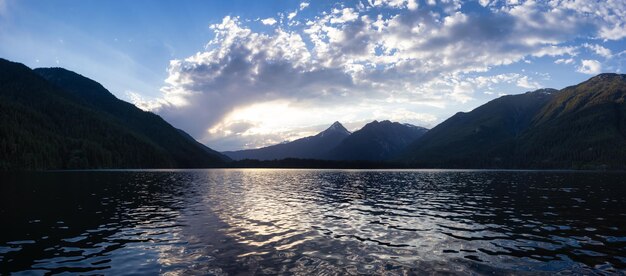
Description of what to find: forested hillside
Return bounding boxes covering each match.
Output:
[401,75,626,169]
[0,59,227,170]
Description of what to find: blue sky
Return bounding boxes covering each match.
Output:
[1,0,625,151]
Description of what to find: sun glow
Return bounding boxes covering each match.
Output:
[205,100,347,149]
[209,101,323,136]
[204,98,442,150]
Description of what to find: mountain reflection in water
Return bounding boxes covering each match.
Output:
[1,169,625,274]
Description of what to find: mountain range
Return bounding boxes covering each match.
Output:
[223,121,351,160]
[225,73,626,169]
[223,120,428,161]
[0,58,228,170]
[326,120,427,161]
[1,57,625,170]
[398,88,557,167]
[402,74,626,169]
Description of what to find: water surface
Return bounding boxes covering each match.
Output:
[1,169,625,274]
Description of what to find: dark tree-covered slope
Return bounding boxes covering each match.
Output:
[517,74,626,169]
[0,58,227,170]
[326,120,428,161]
[34,67,229,165]
[400,89,556,167]
[401,74,626,169]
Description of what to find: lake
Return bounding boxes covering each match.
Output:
[1,169,625,274]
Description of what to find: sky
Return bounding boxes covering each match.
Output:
[1,0,625,151]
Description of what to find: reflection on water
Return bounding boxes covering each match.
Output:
[1,169,625,274]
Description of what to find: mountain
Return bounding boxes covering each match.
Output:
[0,58,227,170]
[400,89,556,167]
[34,67,229,163]
[325,120,428,161]
[401,74,626,169]
[223,121,351,160]
[517,74,626,169]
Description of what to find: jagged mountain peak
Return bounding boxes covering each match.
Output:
[325,120,429,161]
[366,119,390,124]
[361,120,405,130]
[320,121,350,136]
[223,121,351,160]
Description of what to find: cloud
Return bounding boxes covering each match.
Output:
[205,102,353,150]
[328,8,358,24]
[287,11,297,20]
[145,0,625,150]
[260,17,277,25]
[299,2,309,10]
[411,73,541,104]
[599,24,626,40]
[152,16,357,139]
[583,43,612,58]
[555,58,575,64]
[577,59,602,74]
[203,99,442,150]
[127,91,168,111]
[376,108,437,123]
[516,76,541,89]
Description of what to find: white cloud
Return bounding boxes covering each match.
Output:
[260,17,277,25]
[329,8,358,24]
[206,102,329,149]
[208,119,323,150]
[554,0,626,40]
[497,0,626,42]
[532,46,578,57]
[299,2,309,10]
[204,100,441,150]
[555,58,575,64]
[149,0,625,150]
[154,16,358,140]
[583,43,612,58]
[287,11,297,20]
[128,91,168,111]
[599,24,626,40]
[516,76,541,89]
[369,0,410,8]
[577,59,602,74]
[384,109,437,123]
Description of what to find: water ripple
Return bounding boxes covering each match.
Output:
[1,170,625,274]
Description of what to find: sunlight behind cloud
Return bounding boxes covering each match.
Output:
[212,101,321,136]
[138,0,626,150]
